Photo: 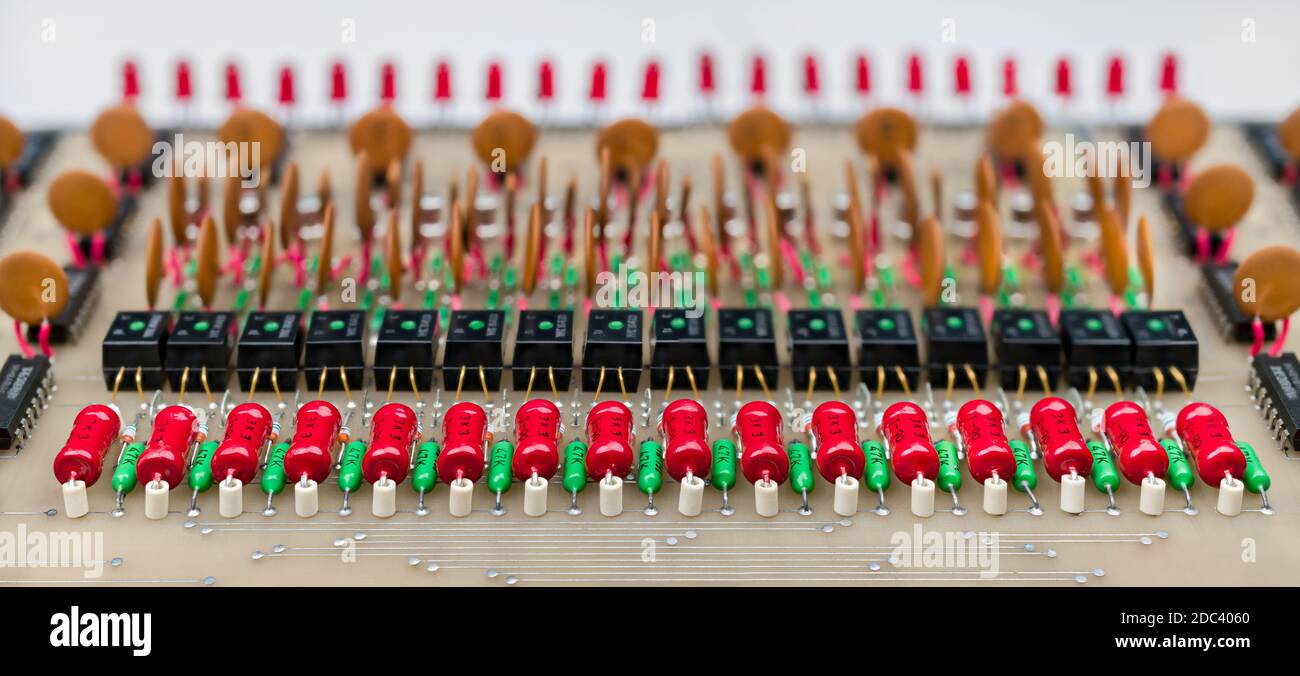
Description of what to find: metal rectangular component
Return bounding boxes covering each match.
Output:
[0,354,52,451]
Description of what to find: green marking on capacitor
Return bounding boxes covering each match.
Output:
[711,438,738,515]
[110,442,146,516]
[184,440,219,517]
[788,441,815,514]
[1085,439,1122,513]
[1159,438,1194,490]
[488,440,514,514]
[1009,439,1037,491]
[637,440,665,514]
[1236,442,1271,494]
[411,440,440,515]
[563,440,588,514]
[934,439,962,492]
[260,441,290,516]
[336,440,367,515]
[861,440,890,491]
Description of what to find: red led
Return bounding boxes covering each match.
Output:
[956,399,1016,483]
[699,52,716,94]
[513,399,562,481]
[1002,57,1018,98]
[1175,403,1246,486]
[122,60,140,101]
[283,400,342,484]
[735,401,788,485]
[439,402,488,484]
[641,61,660,103]
[53,404,121,487]
[810,401,863,483]
[588,61,607,102]
[906,53,923,95]
[176,61,193,102]
[660,399,711,481]
[211,402,272,484]
[363,402,419,484]
[485,61,503,102]
[586,401,635,479]
[434,61,452,102]
[802,54,820,95]
[278,66,295,106]
[1029,396,1091,481]
[537,60,555,102]
[224,62,242,103]
[1103,401,1167,484]
[750,55,766,97]
[954,55,972,97]
[1105,55,1124,97]
[380,62,397,103]
[330,61,347,102]
[136,405,198,489]
[880,401,938,483]
[854,54,871,96]
[1054,57,1071,98]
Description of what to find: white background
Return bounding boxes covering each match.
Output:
[1,0,1297,128]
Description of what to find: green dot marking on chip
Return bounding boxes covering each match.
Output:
[670,317,687,330]
[468,319,486,331]
[329,319,346,331]
[1084,317,1103,331]
[1146,318,1166,332]
[808,318,827,331]
[876,317,896,331]
[538,320,554,331]
[1016,317,1035,332]
[945,315,964,329]
[400,320,417,331]
[262,321,280,332]
[128,320,146,332]
[608,320,625,331]
[193,321,211,332]
[737,317,755,330]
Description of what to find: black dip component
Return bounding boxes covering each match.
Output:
[375,309,439,391]
[165,311,236,391]
[1121,310,1198,389]
[854,309,920,391]
[101,311,170,390]
[650,308,711,390]
[304,310,367,391]
[1058,309,1132,390]
[512,309,574,391]
[992,309,1062,389]
[788,309,851,391]
[442,310,505,391]
[922,307,988,388]
[1251,352,1300,452]
[581,309,643,392]
[0,354,52,451]
[236,311,303,392]
[718,308,778,389]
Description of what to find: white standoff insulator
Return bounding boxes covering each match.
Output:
[910,476,935,518]
[372,477,397,518]
[523,476,549,517]
[449,477,474,517]
[1217,477,1244,517]
[1060,473,1087,514]
[62,480,89,519]
[1139,475,1166,516]
[678,474,705,517]
[754,478,780,517]
[144,480,170,520]
[983,475,1008,516]
[599,475,624,517]
[833,475,860,517]
[219,477,243,518]
[1090,407,1105,435]
[294,478,320,518]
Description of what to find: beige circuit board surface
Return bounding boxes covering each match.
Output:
[0,121,1297,587]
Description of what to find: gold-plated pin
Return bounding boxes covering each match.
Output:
[525,365,537,401]
[1104,365,1122,398]
[271,367,282,404]
[664,365,675,403]
[826,366,841,399]
[876,365,886,398]
[111,366,125,404]
[455,365,467,401]
[685,365,699,400]
[1016,365,1028,401]
[547,366,559,400]
[594,365,607,401]
[201,366,213,404]
[135,366,144,402]
[805,366,817,403]
[339,366,353,403]
[753,365,771,400]
[387,365,397,401]
[1035,365,1051,395]
[318,366,328,398]
[963,363,981,394]
[1168,366,1191,396]
[478,366,491,403]
[945,363,955,401]
[179,366,191,403]
[894,365,911,398]
[248,366,261,401]
[1086,366,1099,401]
[409,367,421,402]
[735,365,744,401]
[1152,367,1165,401]
[617,366,628,402]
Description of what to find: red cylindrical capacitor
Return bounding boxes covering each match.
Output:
[211,402,272,484]
[1029,396,1092,481]
[734,401,788,485]
[364,403,419,484]
[660,399,711,481]
[811,401,863,482]
[957,399,1016,483]
[136,405,198,489]
[586,401,635,479]
[439,402,488,484]
[53,404,122,486]
[513,399,562,481]
[1103,401,1167,485]
[1175,402,1246,486]
[283,400,342,484]
[880,402,938,483]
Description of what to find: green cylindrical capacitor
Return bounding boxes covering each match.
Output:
[935,439,963,492]
[337,440,367,492]
[787,441,815,493]
[411,441,440,493]
[710,439,737,490]
[563,440,588,494]
[1009,439,1037,491]
[188,440,219,492]
[488,440,515,494]
[861,440,890,491]
[260,442,290,495]
[1086,440,1121,493]
[637,440,664,495]
[1159,438,1194,491]
[1236,442,1270,494]
[110,442,146,494]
